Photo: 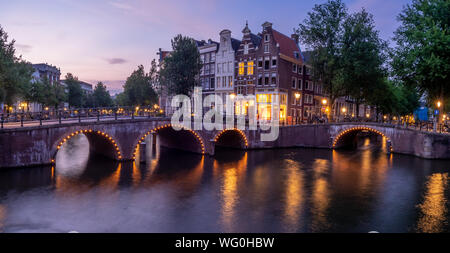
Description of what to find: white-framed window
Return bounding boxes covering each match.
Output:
[265,34,270,42]
[264,44,269,53]
[272,57,277,67]
[244,43,249,54]
[217,77,221,88]
[292,78,296,88]
[298,79,302,90]
[292,63,297,73]
[211,53,215,62]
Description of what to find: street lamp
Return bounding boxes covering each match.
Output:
[230,93,236,100]
[341,107,346,114]
[437,101,441,108]
[322,99,327,105]
[295,93,301,99]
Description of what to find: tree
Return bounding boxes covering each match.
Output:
[160,34,202,96]
[114,92,128,106]
[339,8,388,117]
[92,82,113,107]
[65,73,84,108]
[369,78,420,119]
[392,0,450,111]
[296,0,348,119]
[0,25,34,107]
[122,65,158,106]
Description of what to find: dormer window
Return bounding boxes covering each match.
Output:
[264,34,270,42]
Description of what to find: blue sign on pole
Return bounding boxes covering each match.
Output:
[434,109,439,115]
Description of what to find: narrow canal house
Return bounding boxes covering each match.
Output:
[235,21,306,124]
[198,39,219,98]
[234,21,261,117]
[215,29,241,112]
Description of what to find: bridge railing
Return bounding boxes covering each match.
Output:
[0,106,165,129]
[285,117,449,134]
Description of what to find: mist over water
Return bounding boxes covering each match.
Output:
[0,136,449,233]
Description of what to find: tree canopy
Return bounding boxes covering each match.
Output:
[339,8,388,116]
[66,73,84,108]
[392,0,450,110]
[92,82,113,107]
[0,25,34,106]
[296,0,348,115]
[118,64,158,106]
[159,34,202,96]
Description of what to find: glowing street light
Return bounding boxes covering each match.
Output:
[437,101,442,108]
[230,93,236,100]
[295,93,301,99]
[341,107,346,113]
[322,99,327,105]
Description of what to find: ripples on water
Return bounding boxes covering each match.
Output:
[0,135,449,233]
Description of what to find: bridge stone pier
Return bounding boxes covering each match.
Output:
[0,119,449,169]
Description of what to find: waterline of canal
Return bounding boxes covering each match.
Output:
[0,135,449,233]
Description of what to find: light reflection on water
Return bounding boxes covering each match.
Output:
[0,136,449,232]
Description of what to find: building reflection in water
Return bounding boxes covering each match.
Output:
[416,173,448,233]
[331,136,389,195]
[311,158,331,231]
[0,204,5,232]
[282,159,304,232]
[214,150,247,232]
[2,130,450,233]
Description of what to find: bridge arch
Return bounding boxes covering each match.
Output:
[332,126,393,152]
[133,124,205,159]
[51,129,123,163]
[214,128,248,150]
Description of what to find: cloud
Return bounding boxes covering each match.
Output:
[105,58,127,64]
[15,43,32,53]
[109,1,134,11]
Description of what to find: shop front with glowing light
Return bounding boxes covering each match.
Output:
[255,93,287,122]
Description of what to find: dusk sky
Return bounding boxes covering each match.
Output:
[0,0,411,93]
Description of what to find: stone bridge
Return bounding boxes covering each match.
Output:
[0,119,449,168]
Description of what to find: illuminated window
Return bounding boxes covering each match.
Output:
[238,62,245,75]
[247,61,254,75]
[256,94,272,103]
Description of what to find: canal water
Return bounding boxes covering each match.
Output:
[0,134,449,233]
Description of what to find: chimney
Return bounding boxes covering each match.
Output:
[291,34,299,44]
